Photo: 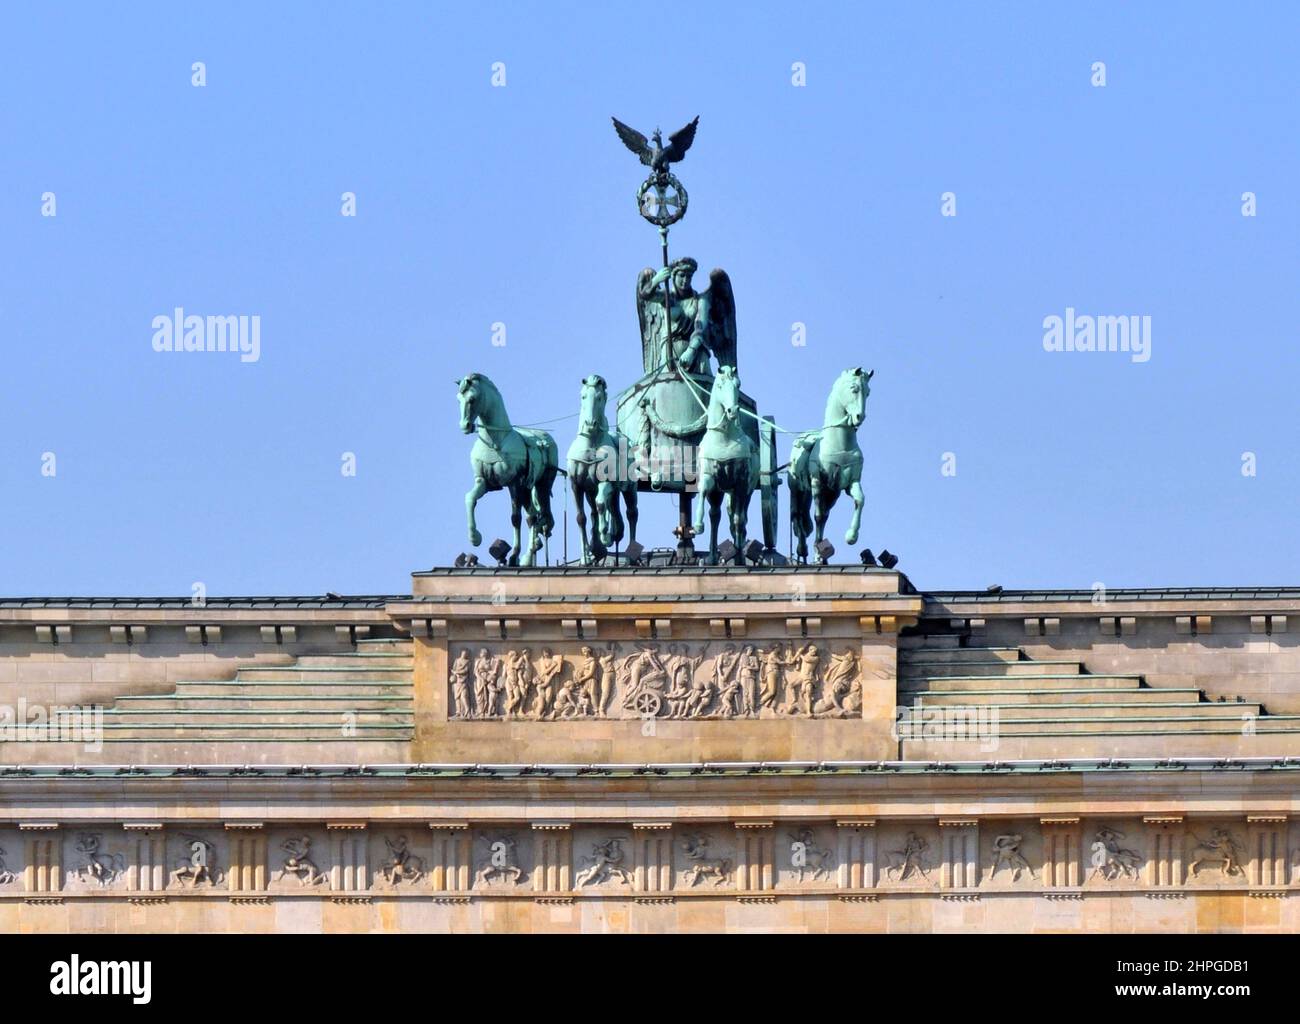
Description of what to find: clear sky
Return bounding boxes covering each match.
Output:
[2,2,1297,596]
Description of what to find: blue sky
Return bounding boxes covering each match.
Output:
[1,1,1297,596]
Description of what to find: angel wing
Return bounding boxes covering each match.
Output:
[636,267,665,373]
[703,267,737,372]
[612,118,652,166]
[663,116,699,163]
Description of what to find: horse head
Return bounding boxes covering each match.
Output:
[830,366,873,429]
[457,373,483,434]
[707,365,742,434]
[578,374,609,437]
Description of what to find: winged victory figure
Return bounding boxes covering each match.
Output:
[635,258,737,376]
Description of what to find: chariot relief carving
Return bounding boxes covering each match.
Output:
[0,845,14,886]
[450,642,862,720]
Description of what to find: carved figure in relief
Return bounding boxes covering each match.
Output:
[779,643,820,716]
[1189,828,1243,877]
[685,665,717,719]
[171,836,222,888]
[569,646,600,717]
[502,648,534,718]
[597,646,618,715]
[759,644,785,712]
[681,833,733,887]
[814,648,860,717]
[449,640,863,721]
[622,646,670,717]
[664,645,701,718]
[714,643,742,717]
[1089,827,1142,881]
[74,833,125,886]
[737,645,760,716]
[473,649,501,718]
[576,839,634,887]
[380,836,425,886]
[532,648,565,719]
[450,649,473,719]
[789,828,833,882]
[475,835,526,886]
[990,834,1035,882]
[881,832,932,883]
[277,835,324,886]
[0,846,14,885]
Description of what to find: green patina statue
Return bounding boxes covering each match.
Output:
[453,117,872,567]
[457,373,558,566]
[789,368,873,564]
[636,259,737,376]
[693,366,759,564]
[566,374,638,564]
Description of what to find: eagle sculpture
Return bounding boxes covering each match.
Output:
[611,116,700,179]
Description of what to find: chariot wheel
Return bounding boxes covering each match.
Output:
[633,690,662,717]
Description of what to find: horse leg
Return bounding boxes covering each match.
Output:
[707,491,724,565]
[624,484,638,545]
[790,481,810,563]
[465,476,488,548]
[586,488,605,560]
[604,484,625,548]
[572,474,591,564]
[508,488,524,566]
[694,463,714,535]
[529,466,556,564]
[845,477,865,546]
[728,487,746,564]
[810,474,829,563]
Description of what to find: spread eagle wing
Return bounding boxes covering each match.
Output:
[612,117,652,166]
[636,267,665,374]
[704,267,737,373]
[663,116,700,163]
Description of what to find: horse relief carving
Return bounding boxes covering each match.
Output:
[475,835,526,887]
[789,828,833,883]
[74,833,125,887]
[449,642,862,720]
[680,833,733,887]
[378,836,425,887]
[170,836,223,888]
[575,839,633,887]
[1188,829,1243,879]
[881,832,934,883]
[1089,827,1142,882]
